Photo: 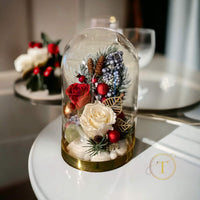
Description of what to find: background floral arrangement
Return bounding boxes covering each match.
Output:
[14,33,62,94]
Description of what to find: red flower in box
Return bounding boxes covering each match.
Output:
[65,83,91,109]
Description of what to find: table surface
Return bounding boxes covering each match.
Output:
[29,116,200,200]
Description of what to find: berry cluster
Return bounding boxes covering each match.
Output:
[102,51,124,96]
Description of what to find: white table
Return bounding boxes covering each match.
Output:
[28,116,200,200]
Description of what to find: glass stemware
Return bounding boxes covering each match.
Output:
[123,28,156,100]
[123,28,155,68]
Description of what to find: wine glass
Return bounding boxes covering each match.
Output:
[123,28,156,100]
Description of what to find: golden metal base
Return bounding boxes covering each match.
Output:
[61,137,135,172]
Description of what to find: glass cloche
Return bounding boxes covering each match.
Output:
[61,28,139,172]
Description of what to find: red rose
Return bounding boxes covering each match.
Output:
[48,43,59,54]
[65,83,91,109]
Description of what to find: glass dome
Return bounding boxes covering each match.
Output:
[61,28,139,172]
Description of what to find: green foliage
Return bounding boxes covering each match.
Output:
[41,32,61,46]
[85,136,109,156]
[96,44,118,60]
[26,74,46,91]
[26,69,61,94]
[118,65,130,94]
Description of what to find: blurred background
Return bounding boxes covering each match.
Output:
[0,0,199,199]
[0,0,199,72]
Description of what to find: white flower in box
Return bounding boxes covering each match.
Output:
[14,54,33,72]
[27,47,48,67]
[80,101,116,139]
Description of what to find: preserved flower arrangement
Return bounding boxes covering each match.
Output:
[14,33,62,94]
[61,28,139,172]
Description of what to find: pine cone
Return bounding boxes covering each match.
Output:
[95,55,104,75]
[94,135,103,143]
[87,58,94,75]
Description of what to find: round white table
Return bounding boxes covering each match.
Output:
[28,116,200,200]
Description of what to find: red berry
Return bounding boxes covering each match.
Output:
[34,42,43,48]
[92,78,98,84]
[54,61,60,67]
[28,42,35,48]
[43,67,52,77]
[33,67,40,75]
[108,130,120,143]
[44,70,50,77]
[101,97,106,102]
[97,83,109,96]
[46,66,53,71]
[48,43,59,54]
[79,75,85,82]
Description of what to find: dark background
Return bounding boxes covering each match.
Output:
[126,0,169,54]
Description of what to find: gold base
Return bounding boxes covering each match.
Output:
[61,137,135,172]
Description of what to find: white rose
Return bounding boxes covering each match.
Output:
[80,101,116,138]
[27,47,48,66]
[14,54,33,72]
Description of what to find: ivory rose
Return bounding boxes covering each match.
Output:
[14,54,33,72]
[27,47,48,66]
[80,101,116,138]
[14,47,49,73]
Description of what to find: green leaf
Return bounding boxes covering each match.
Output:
[41,32,61,46]
[55,39,61,45]
[26,74,46,91]
[41,32,52,46]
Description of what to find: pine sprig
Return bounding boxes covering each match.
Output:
[85,136,109,156]
[118,65,130,94]
[96,44,118,59]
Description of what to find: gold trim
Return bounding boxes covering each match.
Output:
[61,137,135,172]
